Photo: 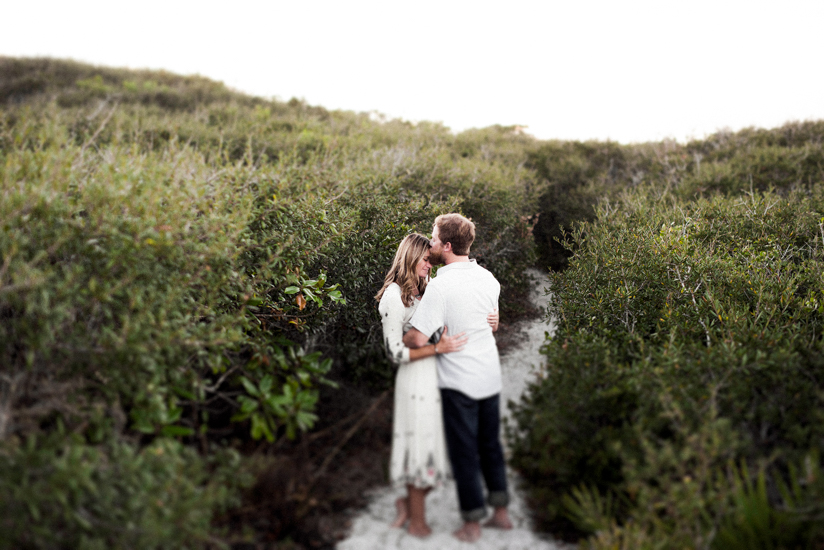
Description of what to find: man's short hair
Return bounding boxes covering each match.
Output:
[435,213,475,256]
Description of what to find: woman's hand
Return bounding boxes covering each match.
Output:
[487,309,499,332]
[436,326,468,354]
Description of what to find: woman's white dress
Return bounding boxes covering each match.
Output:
[378,283,451,488]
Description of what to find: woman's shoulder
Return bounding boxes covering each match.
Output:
[378,283,403,310]
[382,282,402,298]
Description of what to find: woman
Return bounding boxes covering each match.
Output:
[375,233,498,537]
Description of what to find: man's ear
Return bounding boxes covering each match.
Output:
[443,241,452,253]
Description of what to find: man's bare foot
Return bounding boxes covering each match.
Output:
[484,507,513,530]
[453,521,481,542]
[390,497,409,528]
[407,521,432,538]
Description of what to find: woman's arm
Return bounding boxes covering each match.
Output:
[379,289,413,365]
[379,288,467,365]
[487,309,499,332]
[403,327,429,349]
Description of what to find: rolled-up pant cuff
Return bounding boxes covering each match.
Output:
[488,490,509,508]
[461,507,487,522]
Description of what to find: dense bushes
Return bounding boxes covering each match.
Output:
[8,56,824,548]
[0,56,265,111]
[0,123,339,545]
[511,187,824,547]
[0,436,245,549]
[526,123,824,271]
[0,58,537,546]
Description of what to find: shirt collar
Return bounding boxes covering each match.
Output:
[437,259,476,274]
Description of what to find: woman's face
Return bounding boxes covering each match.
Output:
[415,250,432,279]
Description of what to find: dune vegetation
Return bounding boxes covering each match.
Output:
[1,57,823,549]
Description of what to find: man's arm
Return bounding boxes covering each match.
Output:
[403,327,430,349]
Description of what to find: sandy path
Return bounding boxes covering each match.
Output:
[338,270,567,549]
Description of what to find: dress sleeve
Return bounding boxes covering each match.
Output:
[378,285,411,366]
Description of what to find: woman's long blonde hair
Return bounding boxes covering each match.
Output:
[374,233,430,306]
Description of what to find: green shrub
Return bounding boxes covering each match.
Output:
[526,140,636,271]
[676,143,824,197]
[1,58,540,545]
[508,335,636,535]
[0,114,350,542]
[524,123,824,272]
[511,186,824,546]
[0,435,246,549]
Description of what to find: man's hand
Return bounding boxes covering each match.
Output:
[403,327,430,349]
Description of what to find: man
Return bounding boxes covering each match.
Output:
[402,213,513,542]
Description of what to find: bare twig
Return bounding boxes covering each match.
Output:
[674,265,711,347]
[202,364,242,393]
[323,188,348,206]
[78,101,119,157]
[312,389,389,482]
[291,389,390,519]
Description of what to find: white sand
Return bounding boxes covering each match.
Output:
[338,270,569,550]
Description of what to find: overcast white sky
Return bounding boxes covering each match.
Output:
[3,1,822,143]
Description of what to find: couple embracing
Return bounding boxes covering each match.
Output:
[375,213,512,542]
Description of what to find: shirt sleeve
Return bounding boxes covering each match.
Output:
[410,282,445,340]
[378,286,411,366]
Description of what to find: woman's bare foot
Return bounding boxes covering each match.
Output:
[453,521,482,542]
[405,484,431,536]
[484,507,513,529]
[407,521,432,538]
[390,497,409,528]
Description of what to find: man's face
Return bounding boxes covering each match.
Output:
[428,224,446,265]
